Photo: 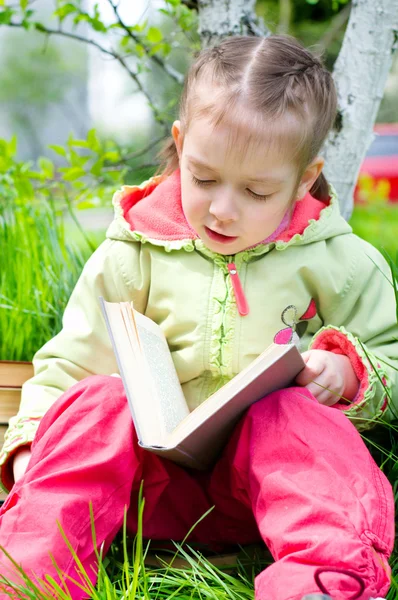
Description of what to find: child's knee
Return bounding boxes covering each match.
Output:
[69,374,128,413]
[244,387,318,432]
[74,373,124,395]
[39,374,128,430]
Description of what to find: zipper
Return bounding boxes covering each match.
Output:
[227,262,249,316]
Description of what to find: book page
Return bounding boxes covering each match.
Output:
[99,299,158,444]
[134,311,190,437]
[101,299,190,446]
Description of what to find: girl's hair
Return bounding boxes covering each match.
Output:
[157,34,338,201]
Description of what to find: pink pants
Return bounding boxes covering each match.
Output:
[0,376,394,600]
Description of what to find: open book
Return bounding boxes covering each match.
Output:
[100,298,305,470]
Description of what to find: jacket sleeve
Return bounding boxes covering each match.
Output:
[309,239,398,431]
[0,238,150,490]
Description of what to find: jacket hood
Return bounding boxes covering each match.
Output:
[106,169,352,255]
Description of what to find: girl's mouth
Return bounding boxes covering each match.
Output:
[205,226,238,244]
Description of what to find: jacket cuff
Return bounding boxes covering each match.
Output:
[0,417,40,492]
[310,326,390,428]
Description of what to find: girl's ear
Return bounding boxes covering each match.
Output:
[296,156,325,200]
[171,120,183,159]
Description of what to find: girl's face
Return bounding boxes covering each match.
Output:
[172,114,324,255]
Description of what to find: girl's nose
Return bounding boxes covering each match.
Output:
[208,188,239,223]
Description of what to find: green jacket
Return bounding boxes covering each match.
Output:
[1,170,397,490]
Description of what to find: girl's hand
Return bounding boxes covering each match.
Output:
[295,349,359,406]
[12,447,32,483]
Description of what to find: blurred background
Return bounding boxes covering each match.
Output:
[1,0,397,361]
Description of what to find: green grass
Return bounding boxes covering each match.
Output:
[0,201,94,362]
[350,202,398,258]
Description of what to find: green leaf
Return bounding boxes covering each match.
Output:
[77,200,97,209]
[48,144,67,158]
[20,18,32,29]
[176,5,195,31]
[53,3,76,21]
[69,139,89,149]
[147,26,163,44]
[59,166,86,181]
[38,156,54,178]
[135,43,145,58]
[71,180,85,189]
[14,178,34,199]
[24,170,42,180]
[105,170,124,183]
[20,0,28,11]
[159,42,172,57]
[92,19,107,32]
[90,158,103,176]
[69,149,89,167]
[87,129,101,153]
[0,139,8,155]
[34,21,47,32]
[148,42,171,57]
[19,160,34,173]
[131,22,146,33]
[120,35,131,49]
[0,8,15,25]
[103,151,120,163]
[9,136,17,157]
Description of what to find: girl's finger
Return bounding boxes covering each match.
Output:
[312,386,340,406]
[295,356,325,386]
[300,351,312,363]
[305,375,343,406]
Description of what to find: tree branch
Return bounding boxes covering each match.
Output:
[106,0,184,85]
[7,20,169,132]
[118,135,166,163]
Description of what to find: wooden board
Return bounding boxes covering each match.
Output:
[0,424,6,448]
[0,362,34,388]
[0,389,22,500]
[0,426,8,501]
[0,388,21,423]
[0,362,32,502]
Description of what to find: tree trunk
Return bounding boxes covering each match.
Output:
[197,0,398,219]
[197,0,268,48]
[323,0,398,219]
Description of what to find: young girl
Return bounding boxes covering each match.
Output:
[0,34,397,600]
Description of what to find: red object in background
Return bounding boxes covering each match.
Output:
[354,123,398,203]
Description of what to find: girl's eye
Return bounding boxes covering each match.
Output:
[191,175,271,201]
[191,175,214,187]
[247,189,272,201]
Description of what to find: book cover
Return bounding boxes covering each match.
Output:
[100,297,305,469]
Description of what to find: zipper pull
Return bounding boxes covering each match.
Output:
[227,263,249,316]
